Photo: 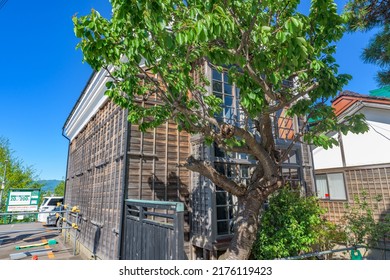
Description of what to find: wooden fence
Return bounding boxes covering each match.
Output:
[122,199,185,260]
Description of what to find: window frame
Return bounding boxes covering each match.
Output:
[315,172,348,201]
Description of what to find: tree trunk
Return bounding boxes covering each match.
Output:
[219,188,266,260]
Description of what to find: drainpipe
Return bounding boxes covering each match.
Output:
[117,108,131,260]
[338,131,347,168]
[61,129,71,204]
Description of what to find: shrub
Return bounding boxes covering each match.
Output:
[342,190,390,249]
[253,185,328,259]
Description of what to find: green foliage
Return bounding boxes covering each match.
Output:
[73,1,370,258]
[341,190,390,248]
[53,181,65,196]
[72,0,366,147]
[362,25,390,86]
[344,0,390,85]
[253,186,326,259]
[344,0,389,30]
[0,137,42,211]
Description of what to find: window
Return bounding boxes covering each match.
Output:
[212,69,237,125]
[315,173,347,200]
[214,162,252,236]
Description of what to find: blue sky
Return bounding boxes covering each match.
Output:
[0,0,383,180]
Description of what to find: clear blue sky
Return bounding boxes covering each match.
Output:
[0,0,383,180]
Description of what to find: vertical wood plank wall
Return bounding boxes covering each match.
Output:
[66,101,127,260]
[66,99,191,259]
[125,101,191,256]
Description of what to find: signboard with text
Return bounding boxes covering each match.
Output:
[6,189,40,212]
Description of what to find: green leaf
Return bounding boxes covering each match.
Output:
[276,31,287,43]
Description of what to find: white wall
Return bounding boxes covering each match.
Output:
[312,132,343,170]
[343,107,390,167]
[313,107,390,170]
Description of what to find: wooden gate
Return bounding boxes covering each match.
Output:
[121,199,185,260]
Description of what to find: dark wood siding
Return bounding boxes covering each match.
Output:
[65,101,127,260]
[65,98,192,259]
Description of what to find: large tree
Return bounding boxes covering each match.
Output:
[0,137,42,211]
[73,0,367,259]
[345,0,390,85]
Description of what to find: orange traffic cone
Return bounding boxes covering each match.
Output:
[32,255,38,260]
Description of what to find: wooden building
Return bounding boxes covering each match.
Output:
[313,91,390,223]
[63,62,314,260]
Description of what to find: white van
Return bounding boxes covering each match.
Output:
[37,196,64,223]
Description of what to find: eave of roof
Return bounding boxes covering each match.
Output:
[332,90,390,116]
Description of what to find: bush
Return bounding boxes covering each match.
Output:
[253,186,328,259]
[342,190,390,248]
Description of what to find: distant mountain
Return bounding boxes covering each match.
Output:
[37,180,62,193]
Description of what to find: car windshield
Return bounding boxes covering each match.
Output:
[40,198,49,207]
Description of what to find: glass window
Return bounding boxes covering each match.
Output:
[217,221,229,235]
[327,173,347,200]
[212,81,222,92]
[315,174,328,199]
[212,69,222,81]
[217,207,228,219]
[215,163,253,236]
[315,173,347,200]
[211,67,237,125]
[48,198,63,206]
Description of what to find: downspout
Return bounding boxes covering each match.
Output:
[117,108,130,260]
[61,128,71,204]
[338,132,347,167]
[61,71,96,203]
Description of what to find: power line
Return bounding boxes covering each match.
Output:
[368,122,390,142]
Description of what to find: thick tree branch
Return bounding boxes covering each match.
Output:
[233,126,277,178]
[182,156,246,196]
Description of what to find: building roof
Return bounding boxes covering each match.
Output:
[332,90,390,116]
[369,86,390,98]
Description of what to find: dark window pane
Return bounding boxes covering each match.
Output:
[214,144,225,158]
[217,206,228,219]
[223,72,229,83]
[216,192,227,205]
[224,84,232,95]
[212,81,222,92]
[214,92,223,100]
[224,96,233,107]
[48,198,63,206]
[217,221,229,235]
[212,69,222,81]
[241,166,249,178]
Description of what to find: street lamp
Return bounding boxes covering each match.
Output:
[0,159,8,209]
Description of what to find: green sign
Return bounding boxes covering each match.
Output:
[6,189,41,212]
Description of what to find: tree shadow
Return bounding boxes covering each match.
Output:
[146,172,189,260]
[147,172,190,211]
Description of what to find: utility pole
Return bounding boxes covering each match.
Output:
[0,159,8,210]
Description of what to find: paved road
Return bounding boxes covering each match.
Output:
[0,222,84,260]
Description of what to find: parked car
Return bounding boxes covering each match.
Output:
[38,196,64,223]
[46,205,65,230]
